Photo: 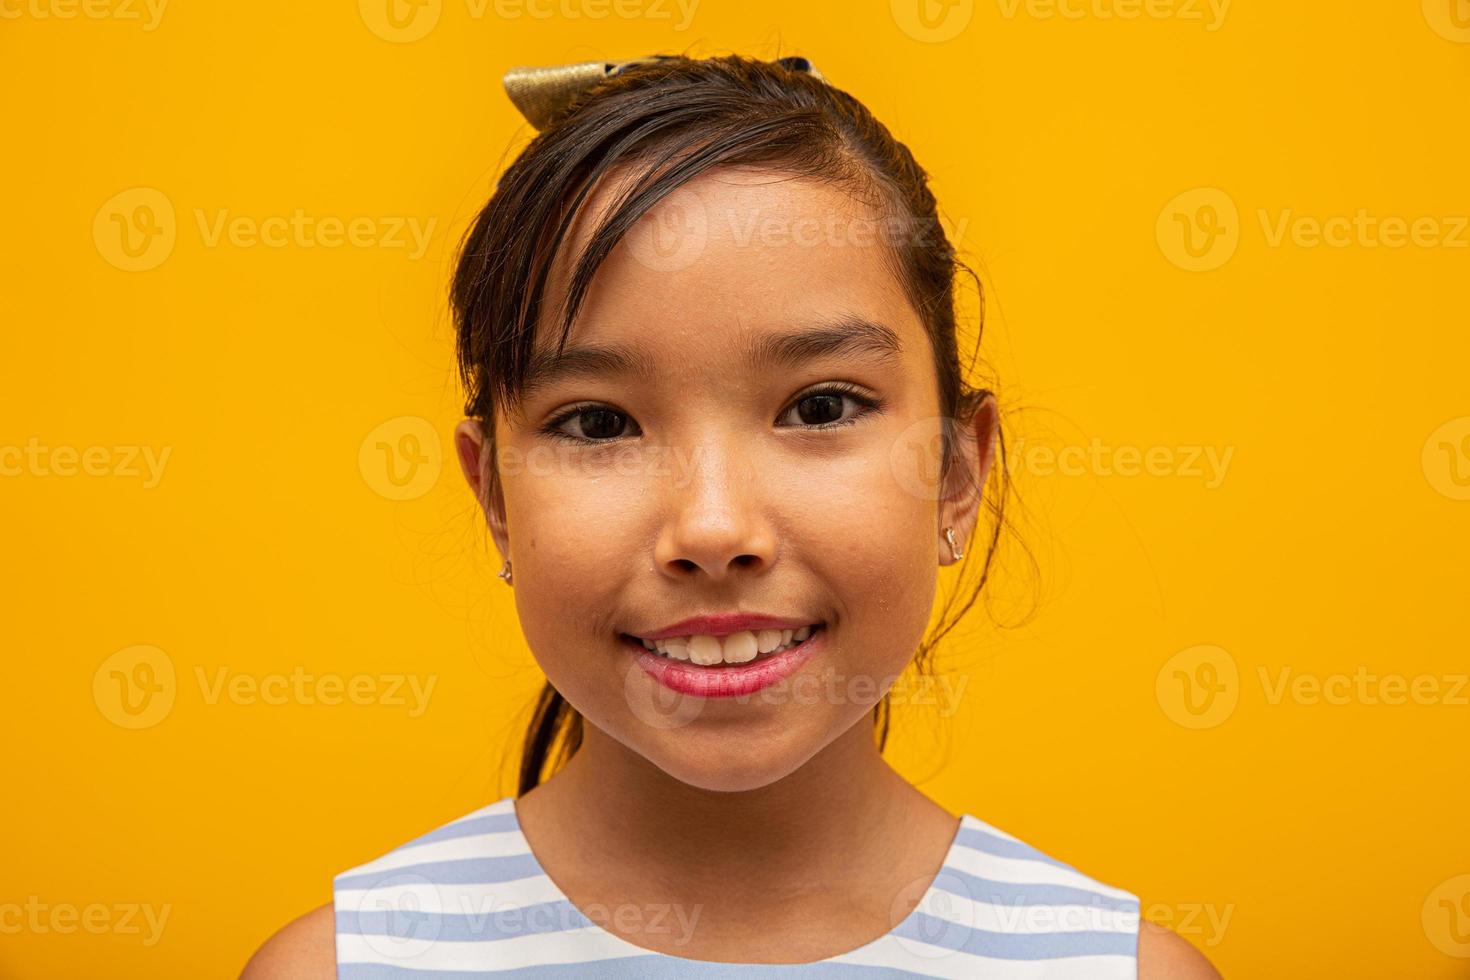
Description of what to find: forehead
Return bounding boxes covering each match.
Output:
[537,165,922,362]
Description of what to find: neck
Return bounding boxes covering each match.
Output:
[518,715,922,896]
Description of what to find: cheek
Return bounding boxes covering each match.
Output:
[786,448,939,668]
[499,465,637,647]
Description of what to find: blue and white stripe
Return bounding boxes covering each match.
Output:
[335,797,1140,977]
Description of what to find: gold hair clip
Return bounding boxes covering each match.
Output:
[501,55,825,131]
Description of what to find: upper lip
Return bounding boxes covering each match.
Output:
[627,613,823,641]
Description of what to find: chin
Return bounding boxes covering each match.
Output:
[637,737,821,794]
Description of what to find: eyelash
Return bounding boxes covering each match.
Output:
[539,383,884,445]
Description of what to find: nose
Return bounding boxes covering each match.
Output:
[652,436,777,582]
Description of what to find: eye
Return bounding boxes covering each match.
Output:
[540,403,641,444]
[777,383,883,430]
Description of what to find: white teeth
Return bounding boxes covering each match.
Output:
[634,626,820,665]
[687,635,723,666]
[723,631,759,664]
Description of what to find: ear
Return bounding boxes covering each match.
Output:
[937,392,999,566]
[454,418,511,565]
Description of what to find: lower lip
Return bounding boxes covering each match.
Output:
[621,626,826,698]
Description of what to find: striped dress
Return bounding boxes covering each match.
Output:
[334,797,1140,978]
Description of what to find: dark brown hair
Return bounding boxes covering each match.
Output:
[450,53,1016,796]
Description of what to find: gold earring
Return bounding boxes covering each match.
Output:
[944,526,965,561]
[497,558,513,586]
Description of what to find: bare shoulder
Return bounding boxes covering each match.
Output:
[1137,921,1222,978]
[239,902,335,979]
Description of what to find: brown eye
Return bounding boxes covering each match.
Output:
[542,404,640,443]
[796,392,844,425]
[778,383,882,431]
[576,408,628,440]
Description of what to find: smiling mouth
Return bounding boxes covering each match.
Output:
[618,624,825,668]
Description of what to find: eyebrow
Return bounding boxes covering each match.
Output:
[519,314,904,400]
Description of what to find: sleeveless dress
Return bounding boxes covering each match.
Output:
[334,797,1140,978]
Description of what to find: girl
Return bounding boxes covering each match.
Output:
[246,53,1218,978]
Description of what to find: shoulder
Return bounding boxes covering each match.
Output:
[1137,921,1222,978]
[955,813,1221,975]
[240,902,335,979]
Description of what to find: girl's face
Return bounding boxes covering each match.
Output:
[456,167,992,792]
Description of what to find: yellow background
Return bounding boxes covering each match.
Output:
[3,1,1468,976]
